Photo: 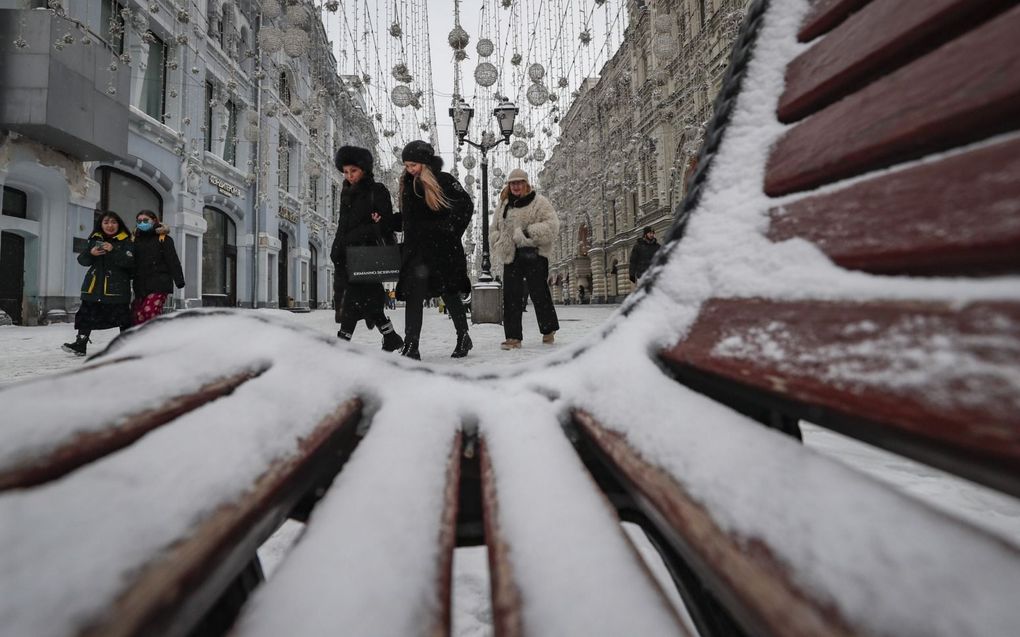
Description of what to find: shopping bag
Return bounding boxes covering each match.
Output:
[346,245,402,282]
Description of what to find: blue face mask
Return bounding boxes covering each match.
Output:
[137,221,154,232]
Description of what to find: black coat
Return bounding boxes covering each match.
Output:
[78,230,135,303]
[132,231,185,298]
[629,237,661,282]
[395,169,474,299]
[329,177,396,283]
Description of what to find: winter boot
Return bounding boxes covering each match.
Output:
[451,332,473,358]
[542,331,556,345]
[378,321,403,352]
[61,333,90,357]
[337,329,353,341]
[400,337,421,360]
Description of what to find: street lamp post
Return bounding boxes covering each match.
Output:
[449,98,519,323]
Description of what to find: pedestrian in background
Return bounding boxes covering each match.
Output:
[131,209,184,326]
[330,145,403,352]
[62,212,135,356]
[629,226,661,285]
[395,140,474,360]
[489,168,560,350]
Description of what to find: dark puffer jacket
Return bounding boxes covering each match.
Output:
[132,230,185,298]
[395,158,474,299]
[78,230,135,303]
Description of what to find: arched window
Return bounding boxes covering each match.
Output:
[279,71,291,106]
[97,166,162,221]
[202,207,237,306]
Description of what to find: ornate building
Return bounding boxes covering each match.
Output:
[539,0,748,304]
[0,0,376,324]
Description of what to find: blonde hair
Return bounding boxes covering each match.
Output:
[499,180,533,201]
[400,164,450,211]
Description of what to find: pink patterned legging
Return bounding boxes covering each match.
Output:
[132,293,169,326]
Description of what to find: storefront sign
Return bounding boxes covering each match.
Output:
[209,175,241,197]
[279,206,299,223]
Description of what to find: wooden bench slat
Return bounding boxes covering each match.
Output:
[479,407,689,636]
[662,298,1020,496]
[796,0,872,42]
[780,0,1013,122]
[766,135,1020,275]
[0,369,266,490]
[765,4,1020,196]
[233,408,463,637]
[573,407,1020,637]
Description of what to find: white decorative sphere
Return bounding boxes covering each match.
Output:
[526,82,549,106]
[261,0,281,18]
[282,28,309,57]
[527,63,545,82]
[476,38,494,57]
[448,25,470,50]
[258,27,283,53]
[653,33,675,59]
[286,6,307,28]
[391,85,413,107]
[533,147,546,161]
[511,140,528,158]
[654,14,672,34]
[492,167,504,178]
[474,62,498,87]
[463,155,477,170]
[465,174,475,186]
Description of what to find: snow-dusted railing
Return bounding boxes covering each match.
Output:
[2,1,1019,636]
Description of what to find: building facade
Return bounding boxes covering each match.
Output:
[539,0,747,304]
[0,0,376,324]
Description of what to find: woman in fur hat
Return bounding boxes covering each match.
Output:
[395,140,474,360]
[489,168,560,349]
[330,145,403,351]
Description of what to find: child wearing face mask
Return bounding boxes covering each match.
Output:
[130,209,185,326]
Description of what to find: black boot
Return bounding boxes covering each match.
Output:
[337,329,353,341]
[400,337,421,360]
[451,332,473,358]
[379,321,403,352]
[61,333,90,357]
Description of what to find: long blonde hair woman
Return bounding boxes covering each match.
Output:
[394,140,475,360]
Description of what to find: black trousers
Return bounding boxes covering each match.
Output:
[503,250,559,341]
[338,282,389,335]
[403,260,468,340]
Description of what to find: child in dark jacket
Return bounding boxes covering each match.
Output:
[62,211,135,356]
[131,209,185,326]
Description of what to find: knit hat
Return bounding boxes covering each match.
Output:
[643,226,654,235]
[401,140,435,164]
[335,146,375,174]
[507,168,529,183]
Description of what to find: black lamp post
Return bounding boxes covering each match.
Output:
[449,98,519,282]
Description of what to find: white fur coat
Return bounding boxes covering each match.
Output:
[489,193,559,266]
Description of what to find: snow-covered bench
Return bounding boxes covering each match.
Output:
[2,1,1019,636]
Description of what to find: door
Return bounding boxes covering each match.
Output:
[278,230,289,307]
[309,245,318,309]
[0,232,25,324]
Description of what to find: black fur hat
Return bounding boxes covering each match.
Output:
[401,140,435,165]
[335,145,374,174]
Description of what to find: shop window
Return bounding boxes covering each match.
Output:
[202,207,237,306]
[98,166,162,221]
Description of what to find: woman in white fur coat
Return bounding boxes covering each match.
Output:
[489,168,561,350]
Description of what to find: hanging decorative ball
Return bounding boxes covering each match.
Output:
[282,28,309,57]
[579,29,592,45]
[654,14,673,33]
[533,147,546,162]
[510,141,528,158]
[261,0,282,18]
[557,76,569,88]
[653,33,676,58]
[389,21,402,38]
[465,174,475,186]
[548,92,559,102]
[285,6,307,28]
[375,113,384,122]
[175,33,188,45]
[594,0,607,5]
[526,82,549,106]
[245,124,260,141]
[474,62,498,87]
[527,63,545,82]
[106,84,117,95]
[419,122,430,132]
[391,63,413,83]
[258,27,283,53]
[448,25,469,50]
[501,0,513,7]
[492,167,504,178]
[325,0,339,12]
[450,167,460,178]
[148,1,159,13]
[454,49,468,61]
[476,38,494,57]
[391,84,413,108]
[513,123,526,138]
[307,162,322,177]
[510,52,522,66]
[654,69,669,86]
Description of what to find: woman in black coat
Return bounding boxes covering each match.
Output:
[131,209,185,325]
[330,146,403,352]
[395,140,474,360]
[62,211,135,356]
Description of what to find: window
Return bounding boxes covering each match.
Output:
[224,100,238,165]
[141,32,167,122]
[205,81,214,152]
[98,166,162,220]
[2,187,27,219]
[279,72,291,106]
[278,134,290,192]
[100,0,125,55]
[699,0,707,30]
[202,207,237,305]
[309,175,319,207]
[331,183,339,221]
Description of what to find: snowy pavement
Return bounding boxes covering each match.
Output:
[2,306,1018,636]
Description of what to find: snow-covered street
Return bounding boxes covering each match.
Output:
[2,306,1018,636]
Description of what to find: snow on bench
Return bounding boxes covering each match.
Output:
[2,0,1019,635]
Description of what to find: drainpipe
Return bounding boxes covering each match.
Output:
[251,10,262,308]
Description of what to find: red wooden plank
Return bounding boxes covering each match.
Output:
[767,136,1020,275]
[765,5,1020,196]
[0,368,267,491]
[434,431,463,637]
[781,0,1015,122]
[574,411,857,637]
[797,0,871,42]
[480,438,524,637]
[662,299,1020,495]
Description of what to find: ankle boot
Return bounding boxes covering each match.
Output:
[451,332,473,358]
[379,321,403,352]
[61,333,90,356]
[337,329,353,341]
[401,337,421,360]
